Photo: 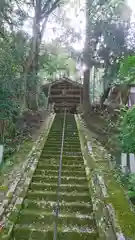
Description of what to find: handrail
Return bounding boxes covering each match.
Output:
[53,109,66,240]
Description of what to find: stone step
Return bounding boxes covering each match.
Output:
[38,158,84,166]
[39,155,83,160]
[32,175,87,185]
[42,146,81,151]
[37,163,85,170]
[60,160,84,165]
[26,190,90,202]
[29,182,89,192]
[23,199,93,214]
[41,151,82,155]
[13,225,97,240]
[8,114,98,240]
[34,169,86,177]
[16,209,95,228]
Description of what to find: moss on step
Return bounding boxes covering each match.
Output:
[26,190,90,203]
[76,115,135,239]
[12,228,97,240]
[1,114,98,240]
[105,172,135,238]
[29,182,88,192]
[92,139,135,238]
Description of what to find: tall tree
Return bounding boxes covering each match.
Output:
[83,0,131,112]
[22,0,64,110]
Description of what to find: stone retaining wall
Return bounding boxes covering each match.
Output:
[75,114,135,240]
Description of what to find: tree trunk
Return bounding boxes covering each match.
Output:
[25,1,42,110]
[83,0,94,114]
[83,68,91,113]
[23,1,60,110]
[100,87,111,107]
[93,67,96,102]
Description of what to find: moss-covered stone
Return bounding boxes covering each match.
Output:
[76,114,135,239]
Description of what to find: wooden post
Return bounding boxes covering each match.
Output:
[46,83,51,110]
[0,145,4,165]
[129,153,135,173]
[121,153,127,173]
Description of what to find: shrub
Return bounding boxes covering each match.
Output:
[120,105,135,153]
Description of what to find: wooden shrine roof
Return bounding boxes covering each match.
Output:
[42,77,83,92]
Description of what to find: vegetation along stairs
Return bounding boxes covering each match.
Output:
[4,114,98,239]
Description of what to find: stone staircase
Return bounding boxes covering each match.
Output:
[10,114,98,239]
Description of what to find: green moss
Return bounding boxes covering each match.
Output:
[77,116,135,239]
[0,140,32,185]
[104,172,135,238]
[93,143,135,238]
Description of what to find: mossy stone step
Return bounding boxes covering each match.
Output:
[37,162,84,169]
[8,114,98,240]
[26,190,90,202]
[16,209,95,228]
[64,138,80,141]
[23,199,93,214]
[32,175,87,185]
[43,145,61,150]
[46,137,62,141]
[43,146,81,151]
[34,169,59,175]
[46,136,61,138]
[45,139,62,143]
[61,161,84,166]
[34,169,85,177]
[43,146,61,152]
[47,135,62,138]
[41,150,61,154]
[29,182,89,192]
[63,150,82,154]
[36,164,59,170]
[38,155,59,160]
[64,136,79,139]
[63,146,81,149]
[64,143,81,146]
[61,159,84,164]
[61,171,86,177]
[41,151,82,156]
[45,140,62,143]
[37,163,84,170]
[12,226,97,240]
[39,155,59,159]
[39,155,82,160]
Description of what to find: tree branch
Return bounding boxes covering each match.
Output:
[0,30,9,42]
[41,0,50,14]
[32,0,35,7]
[41,0,61,20]
[40,15,49,39]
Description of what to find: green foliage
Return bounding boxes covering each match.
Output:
[39,43,77,78]
[0,31,29,145]
[118,55,135,84]
[115,168,135,202]
[120,106,135,153]
[38,92,47,108]
[0,88,19,121]
[128,174,135,194]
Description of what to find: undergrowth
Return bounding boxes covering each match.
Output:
[115,105,135,204]
[115,168,135,204]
